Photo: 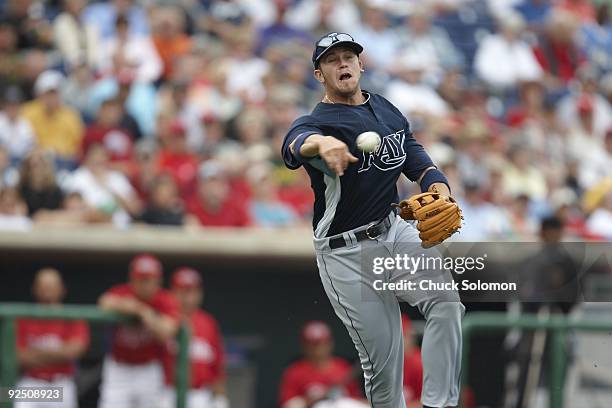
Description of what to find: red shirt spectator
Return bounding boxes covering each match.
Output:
[82,98,135,165]
[104,283,180,364]
[17,319,89,381]
[186,161,251,227]
[157,120,199,200]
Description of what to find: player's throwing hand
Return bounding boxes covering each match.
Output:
[316,136,358,176]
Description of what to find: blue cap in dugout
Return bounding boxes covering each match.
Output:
[312,32,364,68]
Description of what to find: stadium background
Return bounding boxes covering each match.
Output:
[0,0,610,407]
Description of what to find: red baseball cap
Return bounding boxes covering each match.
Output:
[129,254,162,280]
[171,267,202,289]
[302,321,332,344]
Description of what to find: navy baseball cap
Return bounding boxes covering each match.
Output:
[312,32,363,68]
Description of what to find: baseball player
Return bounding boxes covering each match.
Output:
[97,254,180,408]
[16,268,90,408]
[161,267,228,408]
[279,320,365,408]
[281,32,464,408]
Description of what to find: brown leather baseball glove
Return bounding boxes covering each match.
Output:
[394,191,462,248]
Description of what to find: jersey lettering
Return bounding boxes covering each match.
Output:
[358,129,406,173]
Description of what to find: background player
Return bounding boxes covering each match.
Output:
[16,268,90,408]
[282,32,464,408]
[401,314,423,408]
[97,254,179,408]
[279,320,366,408]
[161,267,228,408]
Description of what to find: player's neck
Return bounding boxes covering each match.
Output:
[323,88,365,105]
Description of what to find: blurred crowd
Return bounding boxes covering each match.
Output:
[0,0,611,240]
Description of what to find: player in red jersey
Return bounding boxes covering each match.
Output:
[16,268,90,408]
[161,267,227,408]
[97,254,180,408]
[279,321,367,408]
[401,314,423,408]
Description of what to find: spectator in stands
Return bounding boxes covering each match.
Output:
[83,0,150,40]
[0,85,34,165]
[0,21,20,83]
[278,321,365,408]
[556,65,612,139]
[98,254,179,408]
[161,267,227,408]
[579,128,612,189]
[0,185,30,230]
[34,191,108,226]
[256,0,312,57]
[457,181,512,241]
[455,120,492,190]
[401,314,423,408]
[502,145,549,200]
[16,268,90,408]
[285,0,361,37]
[82,97,135,175]
[514,0,553,27]
[53,0,100,70]
[235,107,269,146]
[21,71,84,171]
[138,173,191,227]
[474,12,543,90]
[0,146,18,188]
[557,0,596,23]
[507,193,539,239]
[3,0,53,50]
[18,148,64,217]
[247,163,299,228]
[98,14,162,84]
[579,3,611,75]
[352,2,397,72]
[566,95,607,182]
[533,9,584,85]
[160,80,205,153]
[151,6,192,82]
[586,187,612,240]
[61,64,97,122]
[156,119,199,200]
[62,143,141,227]
[385,53,449,118]
[394,5,464,83]
[186,161,251,227]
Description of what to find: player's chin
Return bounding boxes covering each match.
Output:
[336,78,358,93]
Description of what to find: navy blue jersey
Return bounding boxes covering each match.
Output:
[282,92,435,237]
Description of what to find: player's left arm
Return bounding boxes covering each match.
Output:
[138,306,179,341]
[401,132,452,196]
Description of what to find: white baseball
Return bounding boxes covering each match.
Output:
[356,131,381,153]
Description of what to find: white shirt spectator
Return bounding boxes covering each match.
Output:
[474,33,543,89]
[224,57,270,102]
[0,113,35,163]
[586,207,612,240]
[63,167,136,227]
[53,12,100,69]
[385,80,449,117]
[98,35,162,83]
[557,93,612,140]
[285,0,361,34]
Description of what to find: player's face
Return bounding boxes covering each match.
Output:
[131,277,161,301]
[173,287,202,313]
[304,340,333,361]
[315,47,363,97]
[33,269,65,304]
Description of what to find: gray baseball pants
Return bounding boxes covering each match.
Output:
[314,212,464,408]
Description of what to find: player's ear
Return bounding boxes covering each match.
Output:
[359,59,365,73]
[313,69,325,84]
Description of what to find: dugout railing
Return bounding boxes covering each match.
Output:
[462,311,612,408]
[0,303,190,408]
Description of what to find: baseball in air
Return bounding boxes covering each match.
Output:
[356,131,381,153]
